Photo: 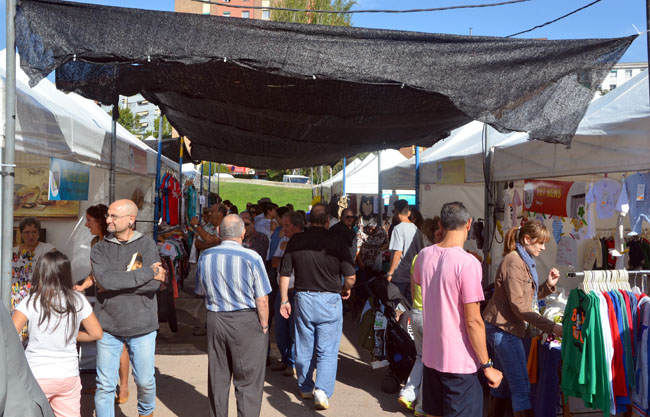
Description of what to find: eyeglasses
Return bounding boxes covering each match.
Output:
[104,213,130,221]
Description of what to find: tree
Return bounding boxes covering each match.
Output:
[200,162,232,176]
[108,107,138,136]
[143,115,173,139]
[271,0,356,27]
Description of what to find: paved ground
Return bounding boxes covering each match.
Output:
[80,269,411,417]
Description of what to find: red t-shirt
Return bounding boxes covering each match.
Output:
[603,292,627,397]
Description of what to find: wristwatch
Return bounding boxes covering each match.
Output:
[480,359,494,370]
[191,223,199,230]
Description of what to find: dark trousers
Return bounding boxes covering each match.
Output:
[207,310,268,417]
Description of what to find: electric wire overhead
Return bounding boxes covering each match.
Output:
[191,0,530,14]
[507,0,602,37]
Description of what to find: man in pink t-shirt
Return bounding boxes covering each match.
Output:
[413,202,502,417]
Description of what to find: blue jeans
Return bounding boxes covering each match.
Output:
[95,331,157,417]
[485,323,531,412]
[294,291,343,398]
[275,290,296,367]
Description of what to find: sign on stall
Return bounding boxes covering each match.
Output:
[48,158,90,201]
[523,180,586,219]
[434,159,465,184]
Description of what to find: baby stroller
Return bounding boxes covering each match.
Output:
[365,278,417,393]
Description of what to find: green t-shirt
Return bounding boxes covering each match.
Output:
[561,290,610,415]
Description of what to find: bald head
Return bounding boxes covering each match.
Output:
[111,199,139,217]
[107,199,138,237]
[219,214,245,241]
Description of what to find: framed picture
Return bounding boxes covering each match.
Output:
[14,165,79,218]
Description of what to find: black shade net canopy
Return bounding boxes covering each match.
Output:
[15,0,635,169]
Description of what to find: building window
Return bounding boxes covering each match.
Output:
[625,69,633,77]
[223,0,230,2]
[223,11,231,16]
[136,111,149,117]
[609,84,617,90]
[137,100,149,105]
[610,70,617,77]
[262,9,270,19]
[202,4,210,14]
[242,10,250,18]
[140,122,149,128]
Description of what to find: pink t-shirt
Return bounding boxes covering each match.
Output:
[413,245,484,374]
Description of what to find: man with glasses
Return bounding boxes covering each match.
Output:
[91,199,166,417]
[330,208,358,262]
[240,211,269,259]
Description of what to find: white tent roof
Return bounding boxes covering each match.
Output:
[319,158,363,189]
[0,50,177,175]
[328,149,407,195]
[381,70,650,188]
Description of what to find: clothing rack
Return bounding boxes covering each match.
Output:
[567,270,650,278]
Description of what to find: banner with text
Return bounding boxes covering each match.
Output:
[523,180,586,219]
[49,158,90,201]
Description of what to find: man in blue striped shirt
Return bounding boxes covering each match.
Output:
[197,214,272,417]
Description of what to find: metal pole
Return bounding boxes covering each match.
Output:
[2,0,16,308]
[109,100,117,203]
[208,162,212,203]
[342,157,347,197]
[178,137,184,226]
[415,146,420,211]
[310,167,313,185]
[647,0,650,104]
[377,151,382,228]
[153,116,163,241]
[217,163,221,197]
[319,165,323,201]
[199,161,204,223]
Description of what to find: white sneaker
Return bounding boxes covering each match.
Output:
[313,389,329,410]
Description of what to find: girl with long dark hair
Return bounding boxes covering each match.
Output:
[12,251,103,417]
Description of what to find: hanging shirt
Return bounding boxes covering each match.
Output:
[586,178,622,219]
[595,291,616,415]
[632,298,650,414]
[616,173,650,236]
[561,289,610,414]
[603,292,627,398]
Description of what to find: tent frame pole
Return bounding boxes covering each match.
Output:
[415,146,420,211]
[483,146,495,288]
[342,157,347,197]
[179,137,184,226]
[377,151,382,227]
[153,119,163,241]
[2,0,16,308]
[208,162,212,200]
[109,100,117,203]
[199,161,204,223]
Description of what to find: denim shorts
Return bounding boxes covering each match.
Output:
[422,366,482,417]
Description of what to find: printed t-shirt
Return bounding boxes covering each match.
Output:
[413,245,483,374]
[616,173,650,235]
[389,222,424,284]
[586,178,622,219]
[16,292,93,378]
[561,290,610,414]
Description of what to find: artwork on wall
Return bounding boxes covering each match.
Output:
[14,165,80,218]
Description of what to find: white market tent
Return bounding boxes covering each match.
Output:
[0,50,178,282]
[381,70,650,285]
[328,150,407,196]
[316,158,363,202]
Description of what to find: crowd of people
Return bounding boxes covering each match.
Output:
[1,193,565,417]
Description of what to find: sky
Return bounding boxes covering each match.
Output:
[0,0,646,62]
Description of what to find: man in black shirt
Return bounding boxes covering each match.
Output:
[279,203,356,410]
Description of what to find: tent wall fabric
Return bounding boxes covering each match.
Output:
[15,0,635,168]
[0,50,178,176]
[328,150,407,196]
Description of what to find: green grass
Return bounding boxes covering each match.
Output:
[216,182,313,212]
